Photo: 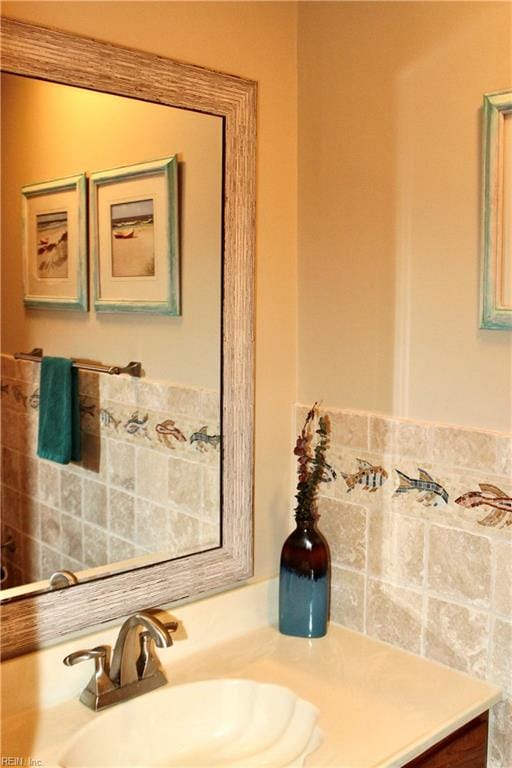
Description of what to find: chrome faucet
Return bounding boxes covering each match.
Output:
[63,611,178,711]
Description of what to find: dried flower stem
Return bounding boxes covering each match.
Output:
[294,403,332,524]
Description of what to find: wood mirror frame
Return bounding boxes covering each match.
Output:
[0,17,255,659]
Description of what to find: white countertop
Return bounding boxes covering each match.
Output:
[1,623,500,768]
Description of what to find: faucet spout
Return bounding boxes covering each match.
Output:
[110,611,174,686]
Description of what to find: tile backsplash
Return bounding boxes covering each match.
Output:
[0,354,221,590]
[296,404,512,768]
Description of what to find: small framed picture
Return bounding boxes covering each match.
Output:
[481,90,512,330]
[21,173,88,311]
[90,157,180,315]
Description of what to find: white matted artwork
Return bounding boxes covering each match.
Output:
[481,90,512,330]
[21,173,87,311]
[90,156,180,314]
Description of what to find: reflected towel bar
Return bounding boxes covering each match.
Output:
[14,348,142,377]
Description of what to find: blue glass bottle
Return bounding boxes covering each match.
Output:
[279,518,330,638]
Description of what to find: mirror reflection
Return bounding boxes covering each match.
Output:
[0,73,223,596]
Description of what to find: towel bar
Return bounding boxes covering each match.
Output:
[13,348,142,377]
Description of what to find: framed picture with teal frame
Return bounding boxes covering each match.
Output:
[481,90,512,330]
[90,156,180,315]
[21,173,88,311]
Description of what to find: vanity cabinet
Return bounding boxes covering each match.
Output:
[403,712,489,768]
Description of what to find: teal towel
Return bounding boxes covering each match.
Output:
[37,357,81,464]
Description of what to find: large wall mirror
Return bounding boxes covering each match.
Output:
[0,17,256,659]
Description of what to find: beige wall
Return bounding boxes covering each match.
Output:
[298,1,512,433]
[2,1,299,580]
[1,73,222,387]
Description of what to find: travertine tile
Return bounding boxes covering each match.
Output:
[40,504,61,549]
[107,440,135,491]
[19,455,38,498]
[198,520,220,550]
[136,447,168,503]
[20,495,40,538]
[428,525,491,607]
[102,374,137,406]
[202,466,220,523]
[21,535,41,581]
[425,597,489,678]
[200,390,220,422]
[369,415,392,454]
[18,412,38,456]
[368,512,425,588]
[431,424,497,473]
[167,509,202,555]
[490,618,512,694]
[83,479,107,528]
[331,566,365,632]
[2,447,20,489]
[9,381,30,412]
[82,522,108,568]
[15,359,38,384]
[109,488,135,541]
[136,380,169,411]
[1,408,20,451]
[495,434,512,479]
[168,458,201,515]
[109,535,135,564]
[318,497,367,571]
[369,416,431,460]
[40,544,61,578]
[329,409,369,451]
[490,696,512,768]
[135,498,168,551]
[61,555,84,574]
[367,579,423,654]
[61,514,83,562]
[493,540,512,616]
[168,386,203,418]
[60,471,82,518]
[38,462,60,508]
[1,486,21,530]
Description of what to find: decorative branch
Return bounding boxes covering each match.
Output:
[294,403,333,523]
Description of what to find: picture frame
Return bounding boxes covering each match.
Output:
[90,156,180,315]
[481,89,512,330]
[21,173,88,311]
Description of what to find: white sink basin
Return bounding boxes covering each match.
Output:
[59,678,322,768]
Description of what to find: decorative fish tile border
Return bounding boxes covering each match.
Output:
[298,404,511,534]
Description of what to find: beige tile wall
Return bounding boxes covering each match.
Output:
[296,404,512,768]
[0,355,221,589]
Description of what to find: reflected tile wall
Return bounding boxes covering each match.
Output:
[296,403,512,768]
[0,355,221,589]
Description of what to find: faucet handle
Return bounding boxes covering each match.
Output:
[139,620,179,642]
[63,645,115,708]
[63,646,109,667]
[136,622,178,680]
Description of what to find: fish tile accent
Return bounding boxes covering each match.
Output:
[341,458,387,493]
[455,484,512,528]
[393,467,448,506]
